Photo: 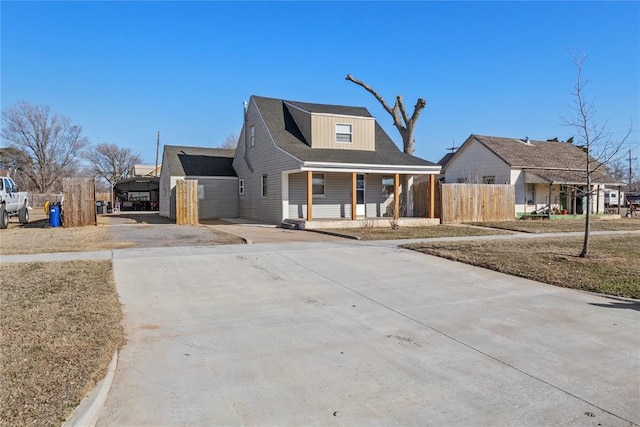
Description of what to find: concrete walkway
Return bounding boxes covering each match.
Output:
[92,241,639,426]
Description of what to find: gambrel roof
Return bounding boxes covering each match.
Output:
[252,96,439,169]
[162,145,236,177]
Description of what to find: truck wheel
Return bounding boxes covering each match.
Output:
[0,207,8,229]
[19,204,29,224]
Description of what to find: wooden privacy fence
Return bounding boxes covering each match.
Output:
[439,183,514,223]
[413,180,440,218]
[29,193,64,208]
[62,178,96,227]
[175,179,199,225]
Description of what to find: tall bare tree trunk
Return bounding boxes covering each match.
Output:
[346,74,427,216]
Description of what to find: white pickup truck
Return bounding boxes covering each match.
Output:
[0,176,29,229]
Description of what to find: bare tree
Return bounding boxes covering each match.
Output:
[345,74,426,155]
[346,75,427,221]
[219,133,238,149]
[563,52,631,257]
[83,142,142,187]
[1,101,89,192]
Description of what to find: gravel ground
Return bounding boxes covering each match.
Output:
[99,212,244,248]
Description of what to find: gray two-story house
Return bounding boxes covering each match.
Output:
[232,96,441,227]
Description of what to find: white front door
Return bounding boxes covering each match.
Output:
[356,174,366,216]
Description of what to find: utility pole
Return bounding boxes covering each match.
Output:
[629,149,633,189]
[155,131,160,177]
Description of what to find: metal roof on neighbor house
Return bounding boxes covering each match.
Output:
[162,145,236,177]
[252,95,439,168]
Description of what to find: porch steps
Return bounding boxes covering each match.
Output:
[280,220,299,230]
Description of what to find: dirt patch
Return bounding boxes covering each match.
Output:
[0,213,133,256]
[1,212,244,255]
[0,260,124,427]
[406,235,640,298]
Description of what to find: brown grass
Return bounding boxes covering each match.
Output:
[406,235,640,298]
[0,260,124,426]
[0,213,133,256]
[328,225,513,240]
[474,216,640,234]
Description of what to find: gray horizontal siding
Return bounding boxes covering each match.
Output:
[234,98,301,224]
[287,172,394,219]
[198,178,238,219]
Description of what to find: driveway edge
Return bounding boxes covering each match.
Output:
[63,350,118,427]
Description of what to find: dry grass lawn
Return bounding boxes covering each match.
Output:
[406,235,640,298]
[328,224,512,240]
[0,213,133,256]
[0,260,124,426]
[475,216,640,234]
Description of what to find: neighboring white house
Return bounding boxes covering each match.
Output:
[159,146,238,220]
[440,134,625,216]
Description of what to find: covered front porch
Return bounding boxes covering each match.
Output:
[281,165,440,228]
[521,170,626,216]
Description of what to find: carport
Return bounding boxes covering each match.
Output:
[114,177,160,211]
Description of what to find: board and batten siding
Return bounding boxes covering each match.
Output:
[445,141,511,184]
[233,98,302,224]
[193,177,238,219]
[310,115,375,151]
[287,172,393,219]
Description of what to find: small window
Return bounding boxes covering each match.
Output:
[250,126,255,147]
[483,176,495,184]
[382,176,394,196]
[312,173,325,196]
[335,124,352,143]
[239,178,245,195]
[261,174,267,197]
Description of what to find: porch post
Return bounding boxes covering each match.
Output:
[351,172,357,220]
[617,185,621,215]
[307,171,313,221]
[394,173,400,219]
[429,174,435,219]
[548,184,552,219]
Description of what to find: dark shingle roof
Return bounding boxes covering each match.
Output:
[469,135,621,185]
[284,100,373,118]
[252,96,437,167]
[162,145,236,177]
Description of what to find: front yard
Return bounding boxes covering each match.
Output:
[405,235,640,299]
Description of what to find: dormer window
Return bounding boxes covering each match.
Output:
[335,124,352,143]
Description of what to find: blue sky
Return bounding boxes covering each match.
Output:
[2,1,639,165]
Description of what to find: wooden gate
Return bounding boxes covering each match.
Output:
[175,179,199,225]
[413,180,440,218]
[62,178,96,227]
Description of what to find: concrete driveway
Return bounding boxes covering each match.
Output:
[98,241,639,426]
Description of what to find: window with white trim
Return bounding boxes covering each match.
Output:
[250,126,255,147]
[312,173,325,196]
[239,178,245,195]
[382,176,394,196]
[335,123,352,143]
[261,174,267,197]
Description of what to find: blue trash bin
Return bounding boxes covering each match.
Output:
[49,204,61,227]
